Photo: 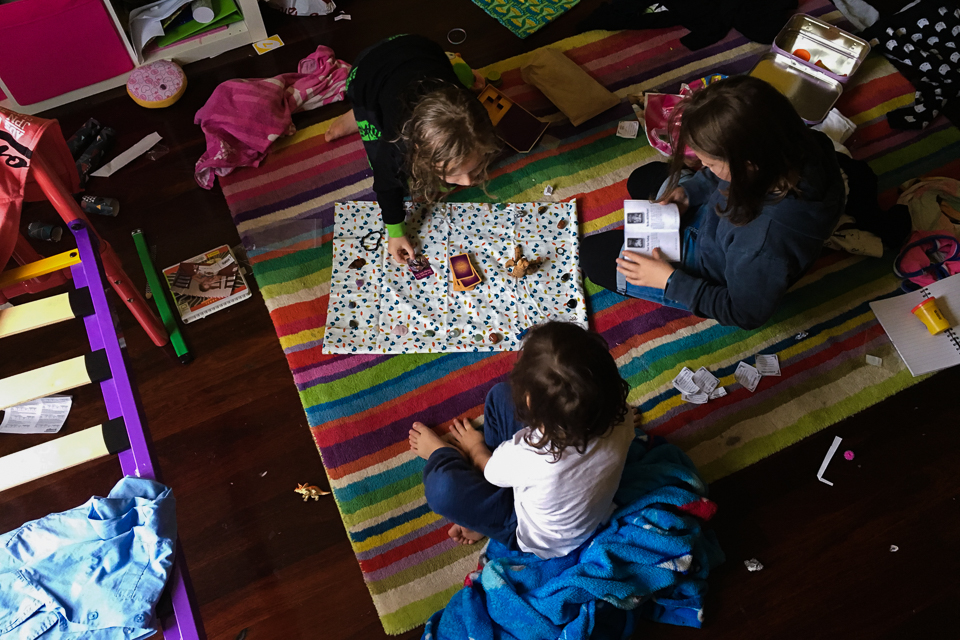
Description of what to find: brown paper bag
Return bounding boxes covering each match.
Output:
[520,48,620,126]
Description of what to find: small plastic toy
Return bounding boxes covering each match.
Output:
[295,483,330,501]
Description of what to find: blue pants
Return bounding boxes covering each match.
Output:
[422,383,522,549]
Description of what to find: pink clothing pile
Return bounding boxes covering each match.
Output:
[194,46,351,189]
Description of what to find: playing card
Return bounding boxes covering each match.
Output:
[407,255,434,280]
[754,354,781,376]
[672,367,701,395]
[692,367,719,393]
[709,386,727,400]
[735,362,761,392]
[681,391,709,404]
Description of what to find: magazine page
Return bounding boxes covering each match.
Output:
[623,200,681,262]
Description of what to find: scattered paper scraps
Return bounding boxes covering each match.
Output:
[672,367,701,395]
[744,558,764,572]
[616,120,640,139]
[755,354,781,376]
[253,35,285,55]
[543,185,554,196]
[889,545,899,552]
[795,331,808,340]
[334,12,351,20]
[735,362,761,392]
[91,132,162,177]
[866,355,883,366]
[674,366,727,404]
[817,435,842,486]
[692,367,719,394]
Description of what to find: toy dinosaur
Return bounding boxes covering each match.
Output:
[295,483,331,501]
[504,245,543,278]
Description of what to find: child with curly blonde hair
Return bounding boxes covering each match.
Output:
[326,35,501,263]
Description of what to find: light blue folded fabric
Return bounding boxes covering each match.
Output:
[0,477,176,640]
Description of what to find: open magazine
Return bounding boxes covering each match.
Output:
[623,200,681,262]
[163,245,250,323]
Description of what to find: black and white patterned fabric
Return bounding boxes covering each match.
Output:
[864,1,960,129]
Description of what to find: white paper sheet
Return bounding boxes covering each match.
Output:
[692,366,719,393]
[91,133,163,178]
[672,367,701,395]
[817,435,843,486]
[0,396,72,434]
[128,0,194,60]
[681,391,709,404]
[755,354,782,376]
[735,362,761,392]
[709,386,727,400]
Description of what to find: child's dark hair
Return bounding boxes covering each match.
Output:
[666,75,817,226]
[399,84,501,203]
[510,322,631,461]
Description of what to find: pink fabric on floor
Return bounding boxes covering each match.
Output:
[194,46,351,189]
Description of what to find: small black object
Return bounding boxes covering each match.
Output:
[66,118,101,160]
[102,417,130,454]
[76,127,117,187]
[236,629,249,640]
[566,298,578,309]
[349,320,359,328]
[348,301,357,309]
[560,273,572,282]
[538,205,548,214]
[361,229,384,252]
[79,195,120,217]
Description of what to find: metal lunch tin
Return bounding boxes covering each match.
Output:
[749,52,844,124]
[771,14,871,83]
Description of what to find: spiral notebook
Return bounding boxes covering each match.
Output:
[869,273,960,376]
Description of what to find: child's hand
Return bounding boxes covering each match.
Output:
[658,186,689,215]
[616,248,676,289]
[388,235,416,264]
[448,418,490,468]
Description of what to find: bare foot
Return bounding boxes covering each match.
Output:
[409,422,451,460]
[448,524,485,545]
[324,109,358,142]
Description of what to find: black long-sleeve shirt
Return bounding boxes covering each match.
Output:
[346,35,462,231]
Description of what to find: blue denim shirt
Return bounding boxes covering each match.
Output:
[0,478,176,640]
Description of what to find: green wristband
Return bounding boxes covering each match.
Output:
[385,222,406,238]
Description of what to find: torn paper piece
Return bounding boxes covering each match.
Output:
[0,396,72,434]
[543,185,554,196]
[692,367,719,394]
[681,392,709,404]
[744,558,764,572]
[734,362,761,392]
[334,12,351,20]
[672,367,701,395]
[616,121,640,139]
[889,545,899,552]
[866,355,883,366]
[91,132,162,177]
[795,331,808,340]
[755,354,781,376]
[817,435,842,486]
[709,386,727,400]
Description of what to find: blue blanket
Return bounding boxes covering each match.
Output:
[422,436,725,640]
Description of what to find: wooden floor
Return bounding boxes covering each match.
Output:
[2,1,958,638]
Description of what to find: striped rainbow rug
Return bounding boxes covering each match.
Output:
[220,0,960,632]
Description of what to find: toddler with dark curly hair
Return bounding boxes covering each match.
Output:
[409,322,636,558]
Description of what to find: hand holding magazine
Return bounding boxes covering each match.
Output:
[623,200,681,262]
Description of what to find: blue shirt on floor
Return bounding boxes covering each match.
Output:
[0,477,176,640]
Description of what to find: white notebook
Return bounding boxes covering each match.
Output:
[869,273,960,376]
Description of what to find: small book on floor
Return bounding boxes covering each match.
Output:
[163,244,250,323]
[622,200,681,261]
[869,273,960,376]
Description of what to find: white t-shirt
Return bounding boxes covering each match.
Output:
[483,418,635,559]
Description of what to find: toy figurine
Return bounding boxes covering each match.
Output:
[295,483,331,501]
[504,245,543,278]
